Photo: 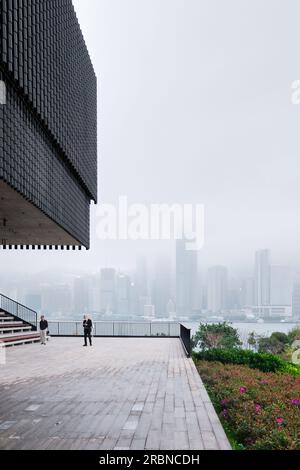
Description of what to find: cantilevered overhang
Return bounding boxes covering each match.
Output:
[0,180,82,249]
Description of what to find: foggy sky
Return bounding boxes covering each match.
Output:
[2,0,300,275]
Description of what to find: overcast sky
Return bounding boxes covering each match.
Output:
[3,0,300,276]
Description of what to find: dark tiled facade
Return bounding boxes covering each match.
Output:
[0,0,97,248]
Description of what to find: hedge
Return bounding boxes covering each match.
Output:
[193,348,300,375]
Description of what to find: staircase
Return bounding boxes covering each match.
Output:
[0,310,40,347]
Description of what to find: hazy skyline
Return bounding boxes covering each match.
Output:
[2,0,300,274]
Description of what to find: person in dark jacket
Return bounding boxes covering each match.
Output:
[40,315,48,345]
[83,315,93,347]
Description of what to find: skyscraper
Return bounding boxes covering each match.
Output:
[135,257,149,316]
[128,282,139,317]
[270,266,293,306]
[72,277,88,316]
[116,273,130,317]
[254,250,271,306]
[207,266,228,313]
[240,278,254,307]
[176,239,198,317]
[0,0,97,248]
[87,274,101,314]
[151,257,172,318]
[100,269,116,315]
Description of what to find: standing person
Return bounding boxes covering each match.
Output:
[40,315,48,346]
[83,315,93,347]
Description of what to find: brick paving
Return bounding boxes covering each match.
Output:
[0,338,231,450]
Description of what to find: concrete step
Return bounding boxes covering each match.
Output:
[0,334,40,347]
[0,322,25,327]
[0,317,16,322]
[0,331,39,340]
[0,326,32,333]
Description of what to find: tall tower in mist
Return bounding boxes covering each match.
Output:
[254,249,271,306]
[151,257,172,318]
[175,239,198,317]
[100,269,116,315]
[116,273,130,317]
[135,257,149,316]
[207,266,228,313]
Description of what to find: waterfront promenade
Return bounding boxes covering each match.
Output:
[0,338,231,450]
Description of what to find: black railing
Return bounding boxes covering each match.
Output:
[180,324,191,358]
[48,321,181,338]
[0,293,38,330]
[47,320,191,357]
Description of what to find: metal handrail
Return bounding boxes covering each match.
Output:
[0,293,38,330]
[0,293,37,315]
[47,320,180,338]
[46,320,191,357]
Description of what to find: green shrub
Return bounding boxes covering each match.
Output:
[192,322,242,350]
[258,335,287,355]
[193,348,300,375]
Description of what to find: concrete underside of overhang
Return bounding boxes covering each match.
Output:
[0,180,81,247]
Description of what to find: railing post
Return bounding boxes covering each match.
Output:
[58,322,60,336]
[150,322,152,336]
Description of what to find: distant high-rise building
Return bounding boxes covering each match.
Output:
[129,282,139,317]
[116,273,130,317]
[196,271,204,312]
[240,278,254,307]
[135,258,149,316]
[228,278,242,310]
[100,269,116,314]
[87,274,101,314]
[270,266,293,306]
[72,277,88,315]
[207,266,228,313]
[254,250,271,306]
[176,240,198,316]
[167,299,176,318]
[292,282,300,320]
[144,304,155,319]
[151,257,172,318]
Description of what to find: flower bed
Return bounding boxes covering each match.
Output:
[195,360,300,450]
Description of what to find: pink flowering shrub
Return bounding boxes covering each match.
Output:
[195,360,300,450]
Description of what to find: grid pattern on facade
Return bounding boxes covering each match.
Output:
[0,0,97,248]
[0,0,97,201]
[0,72,90,245]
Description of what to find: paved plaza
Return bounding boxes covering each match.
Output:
[0,338,231,450]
